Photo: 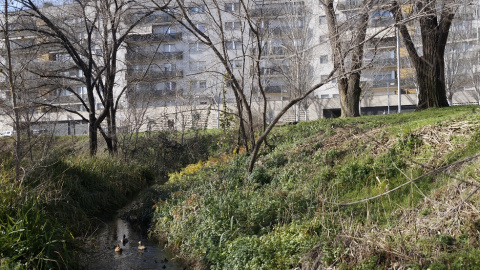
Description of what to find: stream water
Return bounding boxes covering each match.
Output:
[82,214,184,269]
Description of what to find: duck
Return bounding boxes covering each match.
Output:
[138,241,147,250]
[121,234,128,245]
[115,243,122,253]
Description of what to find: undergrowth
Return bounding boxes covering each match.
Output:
[153,106,480,269]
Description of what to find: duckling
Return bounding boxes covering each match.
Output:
[121,234,128,245]
[115,244,122,253]
[138,241,147,250]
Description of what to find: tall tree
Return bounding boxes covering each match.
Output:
[391,0,456,109]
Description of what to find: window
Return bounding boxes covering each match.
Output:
[229,60,242,69]
[319,15,327,25]
[297,20,304,28]
[320,94,329,99]
[194,23,206,33]
[189,5,206,14]
[320,55,328,64]
[164,44,176,52]
[153,26,177,34]
[164,63,175,72]
[191,80,207,89]
[165,81,176,91]
[190,42,206,53]
[75,86,87,95]
[225,21,241,30]
[225,2,240,12]
[58,89,72,96]
[226,40,242,50]
[333,94,339,98]
[319,35,328,43]
[190,61,206,71]
[372,71,395,81]
[53,53,70,61]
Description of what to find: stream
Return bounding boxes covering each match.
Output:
[81,190,185,270]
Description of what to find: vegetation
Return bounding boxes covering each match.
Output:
[0,130,223,269]
[152,106,480,269]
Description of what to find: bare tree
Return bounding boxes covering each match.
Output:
[320,0,376,117]
[390,0,458,110]
[17,0,171,155]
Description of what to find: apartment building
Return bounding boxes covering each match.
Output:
[0,0,479,133]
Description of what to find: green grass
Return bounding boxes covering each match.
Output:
[152,106,480,269]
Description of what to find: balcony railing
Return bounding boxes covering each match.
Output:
[265,85,282,93]
[126,70,184,81]
[250,6,304,17]
[362,79,413,88]
[127,33,182,43]
[44,94,88,104]
[126,51,183,62]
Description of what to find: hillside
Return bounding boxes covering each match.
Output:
[153,106,480,269]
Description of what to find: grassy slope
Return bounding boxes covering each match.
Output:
[153,106,480,269]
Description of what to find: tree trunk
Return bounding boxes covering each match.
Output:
[340,74,362,117]
[415,56,450,109]
[390,0,454,111]
[89,112,98,156]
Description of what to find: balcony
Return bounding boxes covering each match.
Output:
[126,70,183,81]
[125,13,173,25]
[126,51,183,62]
[265,85,283,93]
[366,37,396,49]
[30,60,76,71]
[128,88,180,100]
[362,78,413,88]
[259,65,289,76]
[260,46,285,56]
[127,33,182,43]
[370,17,395,27]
